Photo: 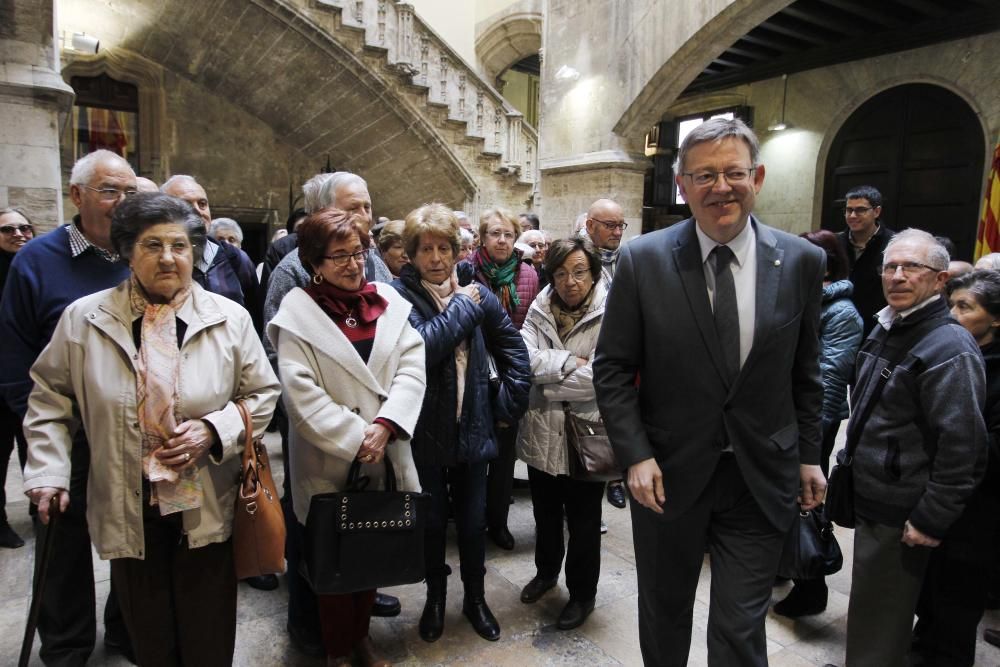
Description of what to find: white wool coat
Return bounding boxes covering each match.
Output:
[267,284,426,524]
[516,281,607,476]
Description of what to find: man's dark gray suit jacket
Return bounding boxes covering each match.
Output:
[594,217,825,531]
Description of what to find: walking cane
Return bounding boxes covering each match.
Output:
[18,496,62,667]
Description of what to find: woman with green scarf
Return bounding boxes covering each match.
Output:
[466,208,539,550]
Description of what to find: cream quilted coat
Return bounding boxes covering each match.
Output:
[516,281,607,476]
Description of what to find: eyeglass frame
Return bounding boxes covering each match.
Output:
[877,261,944,277]
[551,268,593,284]
[844,206,876,216]
[0,224,34,236]
[590,218,628,232]
[485,230,517,241]
[680,166,757,188]
[135,238,194,256]
[82,185,139,201]
[322,248,370,267]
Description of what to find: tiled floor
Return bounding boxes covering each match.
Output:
[3,429,1000,666]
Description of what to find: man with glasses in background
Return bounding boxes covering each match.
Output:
[595,118,826,666]
[583,198,630,509]
[0,149,136,664]
[837,185,894,336]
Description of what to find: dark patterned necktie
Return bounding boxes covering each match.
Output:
[711,245,740,382]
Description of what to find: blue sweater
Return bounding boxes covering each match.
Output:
[0,225,131,416]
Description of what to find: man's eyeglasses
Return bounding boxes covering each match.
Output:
[323,249,369,267]
[527,241,548,250]
[844,206,874,216]
[486,230,516,241]
[552,268,591,284]
[0,224,33,236]
[681,167,755,188]
[84,185,138,201]
[136,239,192,256]
[878,262,941,277]
[591,219,628,232]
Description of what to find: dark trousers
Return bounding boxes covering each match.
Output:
[527,465,604,600]
[316,590,376,658]
[630,455,786,667]
[417,459,488,584]
[0,398,27,523]
[846,517,932,667]
[912,548,986,667]
[486,424,517,530]
[110,521,237,667]
[35,431,129,667]
[278,406,321,639]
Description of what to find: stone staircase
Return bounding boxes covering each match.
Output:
[294,0,538,211]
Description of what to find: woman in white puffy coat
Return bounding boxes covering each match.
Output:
[516,237,608,631]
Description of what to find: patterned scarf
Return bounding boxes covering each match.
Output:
[421,271,469,422]
[597,246,619,285]
[550,284,596,340]
[472,247,520,313]
[130,276,202,515]
[304,277,388,325]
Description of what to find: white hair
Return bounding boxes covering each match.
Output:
[518,230,544,245]
[316,171,368,210]
[459,228,474,244]
[160,174,200,193]
[69,150,133,186]
[302,173,335,214]
[209,217,244,243]
[975,253,1000,271]
[884,228,949,270]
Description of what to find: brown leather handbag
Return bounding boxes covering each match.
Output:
[233,400,286,579]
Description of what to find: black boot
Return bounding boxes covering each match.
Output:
[419,575,447,642]
[774,578,828,618]
[462,580,500,641]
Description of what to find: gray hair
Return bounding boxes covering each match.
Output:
[209,217,244,243]
[518,229,545,245]
[459,227,474,244]
[673,117,761,173]
[884,228,950,271]
[160,174,201,193]
[976,253,1000,271]
[110,192,206,261]
[69,150,133,186]
[316,171,368,210]
[302,173,335,214]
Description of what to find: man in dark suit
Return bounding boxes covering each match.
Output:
[594,118,826,666]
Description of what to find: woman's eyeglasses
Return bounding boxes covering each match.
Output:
[323,249,369,267]
[0,224,33,236]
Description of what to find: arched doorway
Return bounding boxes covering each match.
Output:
[821,84,985,260]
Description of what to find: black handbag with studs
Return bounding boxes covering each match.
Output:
[302,457,430,594]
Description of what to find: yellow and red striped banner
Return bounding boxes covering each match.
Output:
[975,138,1000,261]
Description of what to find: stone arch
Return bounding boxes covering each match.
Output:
[613,0,794,140]
[812,75,991,241]
[475,0,542,83]
[61,50,170,182]
[58,0,482,218]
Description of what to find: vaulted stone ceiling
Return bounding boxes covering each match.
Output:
[61,0,476,216]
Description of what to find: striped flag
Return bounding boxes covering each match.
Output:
[975,138,1000,261]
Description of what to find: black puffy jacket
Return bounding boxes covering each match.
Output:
[392,262,530,467]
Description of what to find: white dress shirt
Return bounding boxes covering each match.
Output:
[695,219,757,369]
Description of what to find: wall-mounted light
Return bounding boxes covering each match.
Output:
[767,74,790,132]
[555,65,580,81]
[71,32,100,54]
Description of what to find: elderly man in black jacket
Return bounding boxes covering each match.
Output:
[392,203,530,645]
[844,228,987,666]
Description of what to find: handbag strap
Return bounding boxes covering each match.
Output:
[345,456,398,493]
[844,313,952,460]
[236,400,257,468]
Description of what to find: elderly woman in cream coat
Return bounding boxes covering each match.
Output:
[267,207,425,667]
[516,237,608,632]
[23,193,280,665]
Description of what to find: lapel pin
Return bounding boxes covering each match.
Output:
[774,259,781,267]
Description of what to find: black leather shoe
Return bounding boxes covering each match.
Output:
[520,575,557,603]
[488,526,515,550]
[985,628,1000,648]
[372,591,401,617]
[773,582,827,618]
[0,522,24,549]
[607,482,626,508]
[286,622,324,658]
[244,574,279,591]
[463,596,501,641]
[104,631,137,664]
[419,578,447,643]
[556,598,595,630]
